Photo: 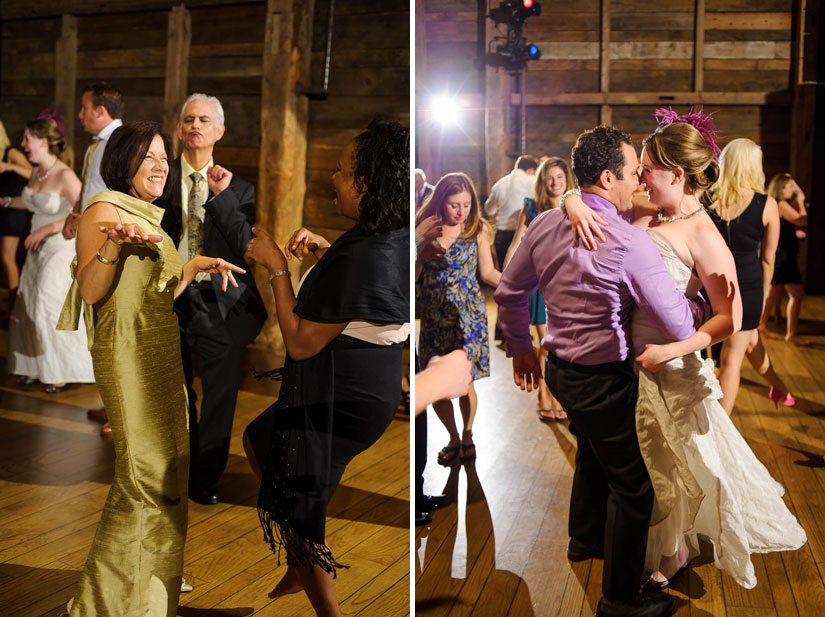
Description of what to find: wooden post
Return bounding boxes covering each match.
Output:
[414,0,431,179]
[54,15,77,162]
[694,0,705,92]
[163,4,191,156]
[256,0,314,349]
[484,0,509,197]
[599,0,611,126]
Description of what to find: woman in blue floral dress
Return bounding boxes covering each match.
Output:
[416,172,501,464]
[502,157,576,420]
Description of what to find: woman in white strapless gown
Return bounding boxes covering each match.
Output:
[634,231,806,589]
[6,117,94,388]
[565,113,806,590]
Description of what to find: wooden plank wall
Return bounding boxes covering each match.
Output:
[0,0,409,346]
[0,17,60,146]
[304,0,410,243]
[417,0,803,199]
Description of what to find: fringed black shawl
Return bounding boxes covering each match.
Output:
[257,224,409,574]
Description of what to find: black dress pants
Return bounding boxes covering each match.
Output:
[493,229,515,270]
[545,351,653,602]
[177,284,247,494]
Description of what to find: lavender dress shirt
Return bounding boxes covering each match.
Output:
[494,192,709,365]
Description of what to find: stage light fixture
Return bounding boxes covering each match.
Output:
[487,0,542,71]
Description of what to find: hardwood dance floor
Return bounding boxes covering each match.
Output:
[416,292,825,617]
[0,326,409,616]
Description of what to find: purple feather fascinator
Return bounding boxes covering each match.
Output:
[654,106,721,162]
[36,109,67,141]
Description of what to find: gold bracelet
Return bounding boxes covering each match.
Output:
[96,251,118,265]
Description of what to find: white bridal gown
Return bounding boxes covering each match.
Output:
[8,187,95,384]
[633,231,807,589]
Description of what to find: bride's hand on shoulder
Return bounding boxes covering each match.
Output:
[634,343,676,373]
[564,192,607,251]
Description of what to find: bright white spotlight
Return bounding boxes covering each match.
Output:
[431,94,461,126]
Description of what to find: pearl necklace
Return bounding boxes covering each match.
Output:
[657,205,704,223]
[35,158,58,183]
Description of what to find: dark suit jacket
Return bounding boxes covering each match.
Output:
[156,157,267,344]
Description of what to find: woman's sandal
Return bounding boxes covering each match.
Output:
[44,383,70,394]
[437,445,460,465]
[459,442,476,463]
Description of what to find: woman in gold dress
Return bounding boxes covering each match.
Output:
[59,121,244,617]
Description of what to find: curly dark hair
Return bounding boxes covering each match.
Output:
[352,118,409,234]
[571,126,633,187]
[101,121,174,201]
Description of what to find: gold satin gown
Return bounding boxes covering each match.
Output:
[59,191,189,617]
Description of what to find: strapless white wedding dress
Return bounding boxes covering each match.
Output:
[633,231,806,589]
[8,188,94,384]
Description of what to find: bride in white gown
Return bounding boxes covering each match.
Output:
[6,117,94,389]
[565,111,807,590]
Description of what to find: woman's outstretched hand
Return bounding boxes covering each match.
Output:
[245,225,288,273]
[99,223,163,245]
[286,227,329,261]
[189,256,246,291]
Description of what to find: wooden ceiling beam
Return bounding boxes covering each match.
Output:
[509,91,792,106]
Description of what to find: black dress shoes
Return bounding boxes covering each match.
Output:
[422,493,446,511]
[189,488,219,506]
[596,594,674,617]
[567,537,604,561]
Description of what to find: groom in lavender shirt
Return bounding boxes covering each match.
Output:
[494,127,708,617]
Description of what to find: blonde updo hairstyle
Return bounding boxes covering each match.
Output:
[25,117,71,166]
[711,138,765,215]
[642,122,719,196]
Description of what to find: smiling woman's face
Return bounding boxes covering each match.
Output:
[130,134,168,202]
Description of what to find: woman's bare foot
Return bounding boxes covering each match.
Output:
[786,335,811,346]
[269,567,303,599]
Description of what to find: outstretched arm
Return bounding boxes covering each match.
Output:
[76,201,163,304]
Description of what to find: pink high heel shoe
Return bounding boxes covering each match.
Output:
[769,387,796,408]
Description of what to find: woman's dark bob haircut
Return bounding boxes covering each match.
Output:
[352,118,409,234]
[100,121,174,201]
